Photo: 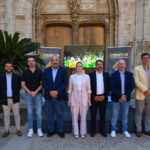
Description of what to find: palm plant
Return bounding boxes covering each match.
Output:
[0,30,45,74]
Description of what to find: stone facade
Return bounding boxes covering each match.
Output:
[0,0,150,68]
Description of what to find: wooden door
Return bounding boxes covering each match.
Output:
[45,25,72,64]
[78,25,105,73]
[79,25,104,45]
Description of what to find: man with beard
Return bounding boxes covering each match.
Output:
[42,55,68,138]
[0,62,22,138]
[21,56,43,137]
[89,60,110,137]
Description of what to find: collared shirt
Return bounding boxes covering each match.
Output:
[145,68,150,90]
[22,69,43,92]
[6,73,12,97]
[52,67,58,82]
[77,74,82,91]
[120,73,125,94]
[96,71,104,95]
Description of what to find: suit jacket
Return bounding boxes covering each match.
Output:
[134,65,149,100]
[89,71,110,103]
[110,70,134,102]
[42,66,68,101]
[0,72,21,105]
[68,73,91,107]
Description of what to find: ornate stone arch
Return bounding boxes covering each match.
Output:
[32,0,119,46]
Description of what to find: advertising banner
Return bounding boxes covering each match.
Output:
[108,46,131,75]
[40,47,61,69]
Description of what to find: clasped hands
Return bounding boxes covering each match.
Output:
[119,95,126,103]
[50,91,58,98]
[144,90,150,97]
[68,99,91,106]
[94,96,105,102]
[29,91,37,98]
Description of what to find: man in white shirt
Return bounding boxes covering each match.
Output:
[89,60,110,137]
[0,62,22,138]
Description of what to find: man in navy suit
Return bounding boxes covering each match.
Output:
[42,55,68,138]
[110,59,134,138]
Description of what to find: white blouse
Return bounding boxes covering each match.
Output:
[77,75,82,91]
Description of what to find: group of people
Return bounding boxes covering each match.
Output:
[0,52,150,139]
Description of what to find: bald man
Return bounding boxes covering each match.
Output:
[110,60,134,138]
[42,55,68,138]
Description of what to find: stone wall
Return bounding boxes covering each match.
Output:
[0,0,32,38]
[0,0,6,30]
[0,0,150,67]
[135,0,150,65]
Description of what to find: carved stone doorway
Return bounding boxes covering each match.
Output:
[32,0,119,70]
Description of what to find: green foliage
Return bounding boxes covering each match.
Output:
[0,30,45,74]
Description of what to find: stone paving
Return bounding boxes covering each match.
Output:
[0,125,150,150]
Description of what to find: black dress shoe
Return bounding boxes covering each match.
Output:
[101,131,107,137]
[47,131,55,137]
[57,132,65,138]
[90,131,96,137]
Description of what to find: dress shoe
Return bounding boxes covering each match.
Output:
[101,131,107,137]
[57,132,65,138]
[47,131,55,137]
[136,132,142,137]
[17,130,22,136]
[1,130,10,138]
[145,131,150,136]
[90,131,96,137]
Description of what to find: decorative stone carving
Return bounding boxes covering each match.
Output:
[137,41,150,52]
[69,0,80,22]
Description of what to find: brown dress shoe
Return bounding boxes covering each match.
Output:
[1,130,10,138]
[145,131,150,136]
[136,132,142,137]
[17,130,22,136]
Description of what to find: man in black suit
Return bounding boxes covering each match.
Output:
[89,60,110,137]
[42,55,68,138]
[0,62,22,138]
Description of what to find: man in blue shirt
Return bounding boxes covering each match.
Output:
[110,59,134,138]
[42,55,68,138]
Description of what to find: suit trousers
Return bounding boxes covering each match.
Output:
[136,96,150,132]
[90,99,107,133]
[2,98,20,131]
[45,99,65,133]
[71,91,88,135]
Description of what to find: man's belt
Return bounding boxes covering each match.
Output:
[7,97,13,99]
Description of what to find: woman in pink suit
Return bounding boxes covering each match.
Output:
[68,62,91,139]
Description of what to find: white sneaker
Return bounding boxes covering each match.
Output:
[74,135,79,139]
[110,131,116,137]
[37,128,43,137]
[123,131,131,138]
[81,135,85,138]
[27,129,33,137]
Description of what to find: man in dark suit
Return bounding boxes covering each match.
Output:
[42,55,68,138]
[89,60,110,137]
[110,59,134,138]
[0,62,22,138]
